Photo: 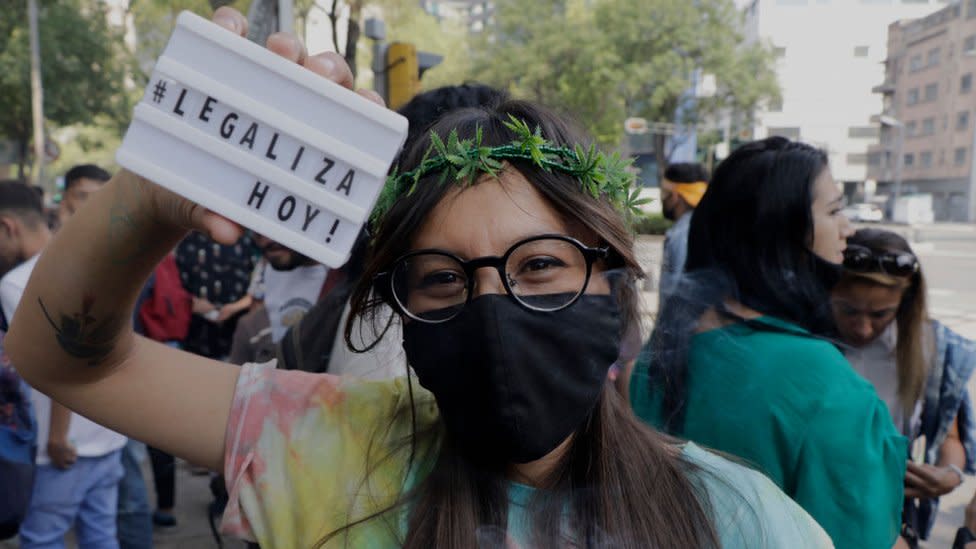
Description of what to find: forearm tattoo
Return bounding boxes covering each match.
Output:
[38,294,118,365]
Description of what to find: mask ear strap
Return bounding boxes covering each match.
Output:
[349,304,398,353]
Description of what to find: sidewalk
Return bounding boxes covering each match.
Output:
[142,460,238,549]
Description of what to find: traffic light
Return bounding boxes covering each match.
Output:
[385,42,444,110]
[386,42,419,111]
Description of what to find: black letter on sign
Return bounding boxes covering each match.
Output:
[248,181,269,210]
[173,89,188,116]
[290,146,305,172]
[314,157,335,185]
[239,122,258,149]
[265,132,280,161]
[335,169,355,196]
[199,96,218,122]
[325,219,339,244]
[219,113,238,139]
[302,205,320,232]
[277,196,296,221]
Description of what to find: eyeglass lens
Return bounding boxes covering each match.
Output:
[391,238,590,322]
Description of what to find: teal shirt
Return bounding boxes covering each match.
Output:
[631,317,907,549]
[502,443,831,548]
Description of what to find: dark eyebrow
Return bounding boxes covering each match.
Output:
[828,195,845,207]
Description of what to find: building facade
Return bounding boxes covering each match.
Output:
[743,0,949,191]
[869,1,976,221]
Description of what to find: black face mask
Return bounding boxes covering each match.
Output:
[402,293,622,464]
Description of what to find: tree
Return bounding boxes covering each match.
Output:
[593,0,779,178]
[128,0,249,86]
[0,0,132,180]
[470,0,780,175]
[470,0,624,144]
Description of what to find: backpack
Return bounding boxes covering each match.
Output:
[139,254,192,343]
[0,307,37,540]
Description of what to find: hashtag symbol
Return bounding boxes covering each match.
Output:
[151,80,167,104]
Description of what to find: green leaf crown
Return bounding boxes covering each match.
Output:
[371,115,649,229]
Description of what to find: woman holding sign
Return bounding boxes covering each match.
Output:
[6,8,830,548]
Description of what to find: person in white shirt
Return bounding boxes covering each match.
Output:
[0,181,126,549]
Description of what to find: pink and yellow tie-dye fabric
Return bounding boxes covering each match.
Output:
[221,361,438,548]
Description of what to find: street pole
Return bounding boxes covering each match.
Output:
[968,114,976,222]
[27,0,45,187]
[365,18,387,104]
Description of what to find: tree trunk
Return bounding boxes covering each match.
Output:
[16,139,27,181]
[328,0,341,54]
[344,0,362,80]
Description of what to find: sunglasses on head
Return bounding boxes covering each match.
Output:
[842,244,919,277]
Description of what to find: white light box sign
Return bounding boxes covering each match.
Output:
[117,11,408,268]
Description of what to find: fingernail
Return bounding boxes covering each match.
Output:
[310,56,335,78]
[214,13,239,33]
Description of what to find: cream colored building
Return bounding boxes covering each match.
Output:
[743,0,950,190]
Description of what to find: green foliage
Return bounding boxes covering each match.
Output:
[349,0,471,92]
[373,116,646,229]
[128,0,251,85]
[469,0,780,150]
[0,0,133,178]
[632,213,673,235]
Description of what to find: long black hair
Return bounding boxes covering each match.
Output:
[330,100,723,549]
[649,136,836,432]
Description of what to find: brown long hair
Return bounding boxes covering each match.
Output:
[841,228,931,418]
[336,100,722,548]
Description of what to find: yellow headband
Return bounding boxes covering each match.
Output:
[669,181,708,208]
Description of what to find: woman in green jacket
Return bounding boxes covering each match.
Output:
[631,137,908,549]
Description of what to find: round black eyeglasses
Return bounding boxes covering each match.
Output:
[374,234,610,323]
[843,244,919,277]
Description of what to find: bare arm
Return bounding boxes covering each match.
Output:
[5,7,376,472]
[905,418,966,498]
[7,170,240,470]
[939,416,967,469]
[46,401,77,469]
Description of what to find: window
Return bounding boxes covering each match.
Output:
[854,45,870,58]
[927,48,941,67]
[774,46,787,58]
[920,151,933,167]
[907,121,918,137]
[907,88,920,105]
[959,111,971,131]
[848,126,879,139]
[922,117,936,135]
[910,55,924,71]
[846,153,868,164]
[955,147,968,165]
[868,152,882,166]
[962,73,973,94]
[965,35,976,54]
[768,97,784,112]
[969,0,976,18]
[904,153,915,166]
[768,126,801,139]
[924,83,938,101]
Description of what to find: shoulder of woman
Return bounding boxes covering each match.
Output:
[682,443,834,549]
[232,362,436,438]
